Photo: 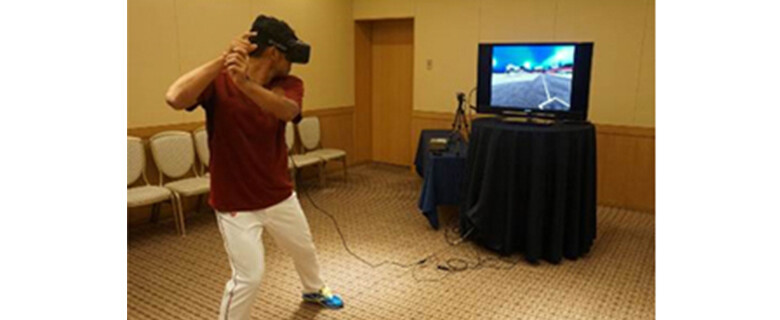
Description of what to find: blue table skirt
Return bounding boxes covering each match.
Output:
[415,130,467,229]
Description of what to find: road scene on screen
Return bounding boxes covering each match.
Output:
[491,45,575,111]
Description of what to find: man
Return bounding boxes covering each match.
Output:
[164,15,344,320]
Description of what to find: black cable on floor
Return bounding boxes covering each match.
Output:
[289,156,523,282]
[300,184,437,269]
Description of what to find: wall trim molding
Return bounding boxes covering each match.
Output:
[411,109,655,212]
[595,124,654,138]
[128,121,205,139]
[303,106,354,117]
[355,17,415,22]
[412,110,455,121]
[128,106,356,138]
[411,110,655,137]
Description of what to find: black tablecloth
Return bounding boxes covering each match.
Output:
[460,118,597,263]
[414,130,468,229]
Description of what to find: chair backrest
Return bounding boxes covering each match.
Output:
[297,116,321,151]
[285,122,295,152]
[127,136,146,186]
[193,127,209,169]
[149,131,196,182]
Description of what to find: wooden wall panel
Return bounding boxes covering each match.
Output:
[595,125,655,212]
[127,106,356,226]
[302,106,356,170]
[128,106,653,228]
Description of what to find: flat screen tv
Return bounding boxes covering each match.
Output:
[477,42,594,121]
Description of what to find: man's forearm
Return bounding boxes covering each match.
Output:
[236,82,300,121]
[165,56,224,110]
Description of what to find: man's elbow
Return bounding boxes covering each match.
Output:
[283,107,300,122]
[278,112,296,122]
[165,91,189,110]
[276,102,300,122]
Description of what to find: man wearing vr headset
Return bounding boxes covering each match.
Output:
[165,15,343,319]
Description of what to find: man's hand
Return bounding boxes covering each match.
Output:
[225,31,258,58]
[224,31,258,87]
[225,49,249,87]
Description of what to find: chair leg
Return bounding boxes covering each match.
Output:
[177,194,187,236]
[196,194,203,214]
[172,193,186,236]
[319,162,326,186]
[170,196,181,235]
[150,203,160,223]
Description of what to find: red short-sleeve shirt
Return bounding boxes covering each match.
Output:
[188,71,303,212]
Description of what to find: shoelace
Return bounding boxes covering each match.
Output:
[319,287,333,299]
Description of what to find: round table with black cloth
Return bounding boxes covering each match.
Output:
[460,117,597,263]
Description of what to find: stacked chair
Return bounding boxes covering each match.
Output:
[127,136,179,234]
[297,117,348,183]
[148,131,210,235]
[192,127,209,177]
[287,122,325,185]
[128,118,349,236]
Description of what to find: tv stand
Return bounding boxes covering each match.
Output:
[500,115,556,125]
[498,111,589,126]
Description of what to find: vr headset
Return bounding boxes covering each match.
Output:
[250,33,311,64]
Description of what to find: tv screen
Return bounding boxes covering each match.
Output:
[477,42,593,120]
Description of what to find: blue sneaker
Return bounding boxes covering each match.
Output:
[302,286,344,309]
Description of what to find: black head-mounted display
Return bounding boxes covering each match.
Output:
[249,15,310,64]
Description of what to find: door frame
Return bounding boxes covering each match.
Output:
[353,18,414,167]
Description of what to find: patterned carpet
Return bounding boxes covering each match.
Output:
[128,163,655,319]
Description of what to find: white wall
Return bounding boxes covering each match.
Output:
[354,0,655,127]
[128,0,355,128]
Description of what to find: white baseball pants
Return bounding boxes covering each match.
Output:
[215,192,325,320]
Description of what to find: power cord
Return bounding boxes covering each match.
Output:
[288,155,522,282]
[463,86,477,137]
[289,155,450,270]
[466,86,477,110]
[300,184,441,269]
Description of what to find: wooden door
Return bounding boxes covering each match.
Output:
[370,19,413,166]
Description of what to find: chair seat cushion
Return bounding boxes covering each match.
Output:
[306,148,346,161]
[291,154,323,168]
[128,186,172,207]
[165,177,210,196]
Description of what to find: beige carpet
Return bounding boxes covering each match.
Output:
[128,164,655,319]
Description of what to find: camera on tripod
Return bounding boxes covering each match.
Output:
[427,92,469,155]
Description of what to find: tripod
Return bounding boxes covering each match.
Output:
[449,92,469,155]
